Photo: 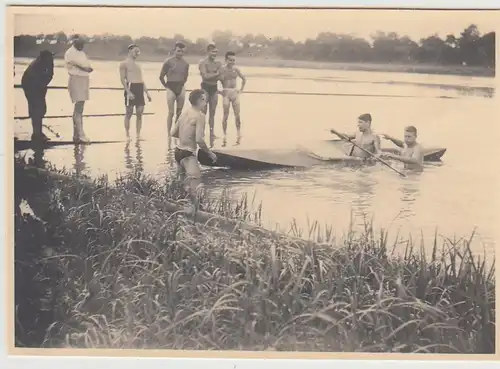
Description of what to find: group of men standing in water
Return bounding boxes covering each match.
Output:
[157,41,246,146]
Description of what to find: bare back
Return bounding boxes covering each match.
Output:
[174,107,206,153]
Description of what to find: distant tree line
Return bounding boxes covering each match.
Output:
[14,24,495,68]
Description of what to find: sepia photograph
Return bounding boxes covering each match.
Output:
[7,4,498,357]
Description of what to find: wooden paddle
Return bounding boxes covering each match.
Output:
[329,127,407,177]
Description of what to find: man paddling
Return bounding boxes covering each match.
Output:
[335,113,381,158]
[219,51,247,146]
[120,44,152,140]
[64,36,93,143]
[380,126,424,169]
[199,43,222,142]
[20,50,54,142]
[170,89,217,212]
[159,41,190,139]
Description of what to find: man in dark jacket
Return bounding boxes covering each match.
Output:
[21,50,54,142]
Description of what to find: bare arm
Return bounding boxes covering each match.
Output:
[198,61,219,80]
[387,145,424,166]
[381,134,404,148]
[170,118,180,138]
[119,62,130,93]
[374,135,382,154]
[195,114,212,153]
[184,63,189,84]
[236,68,246,91]
[159,60,170,88]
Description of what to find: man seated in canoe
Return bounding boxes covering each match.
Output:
[379,126,424,169]
[333,113,381,159]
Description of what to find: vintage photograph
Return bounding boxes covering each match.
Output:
[9,5,497,355]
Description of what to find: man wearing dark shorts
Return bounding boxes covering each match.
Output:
[198,43,222,142]
[119,44,151,139]
[159,41,190,139]
[170,89,217,213]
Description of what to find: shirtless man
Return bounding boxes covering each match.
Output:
[159,41,190,138]
[334,113,381,159]
[219,51,247,146]
[170,89,217,212]
[119,44,152,139]
[198,43,222,141]
[380,126,424,169]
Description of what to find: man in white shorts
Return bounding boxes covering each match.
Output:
[219,51,246,146]
[170,89,217,212]
[64,36,93,143]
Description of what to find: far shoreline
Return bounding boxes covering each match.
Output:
[14,52,495,78]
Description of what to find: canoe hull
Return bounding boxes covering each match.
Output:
[198,140,447,170]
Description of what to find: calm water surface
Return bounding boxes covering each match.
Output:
[13,58,498,256]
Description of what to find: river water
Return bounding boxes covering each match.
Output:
[13,58,498,257]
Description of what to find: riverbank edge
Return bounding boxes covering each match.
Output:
[13,53,495,78]
[13,158,495,352]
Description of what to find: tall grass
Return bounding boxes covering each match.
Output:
[14,158,495,353]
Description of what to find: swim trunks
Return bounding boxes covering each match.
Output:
[222,88,239,104]
[201,82,218,99]
[124,82,145,107]
[174,147,195,164]
[166,81,185,97]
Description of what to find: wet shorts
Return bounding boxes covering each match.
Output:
[125,83,145,107]
[201,82,218,99]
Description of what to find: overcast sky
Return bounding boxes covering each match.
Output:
[11,6,498,42]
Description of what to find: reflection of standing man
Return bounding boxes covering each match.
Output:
[64,36,93,143]
[198,43,222,141]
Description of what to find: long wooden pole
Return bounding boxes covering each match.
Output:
[12,84,428,99]
[14,112,155,120]
[329,127,407,177]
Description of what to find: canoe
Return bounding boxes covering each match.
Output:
[323,139,447,161]
[198,140,447,170]
[14,138,124,151]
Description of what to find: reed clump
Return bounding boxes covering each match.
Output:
[14,158,495,353]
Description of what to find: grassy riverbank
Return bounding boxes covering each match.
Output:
[14,157,495,353]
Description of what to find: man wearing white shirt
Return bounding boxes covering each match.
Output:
[64,36,93,143]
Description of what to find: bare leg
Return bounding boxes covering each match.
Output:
[208,92,219,139]
[166,89,177,136]
[135,105,144,139]
[183,156,203,212]
[221,93,230,147]
[124,105,134,139]
[73,101,87,142]
[232,96,242,145]
[176,87,186,121]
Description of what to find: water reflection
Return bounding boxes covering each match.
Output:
[27,146,47,169]
[73,144,87,176]
[397,172,422,221]
[123,139,145,175]
[350,169,376,224]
